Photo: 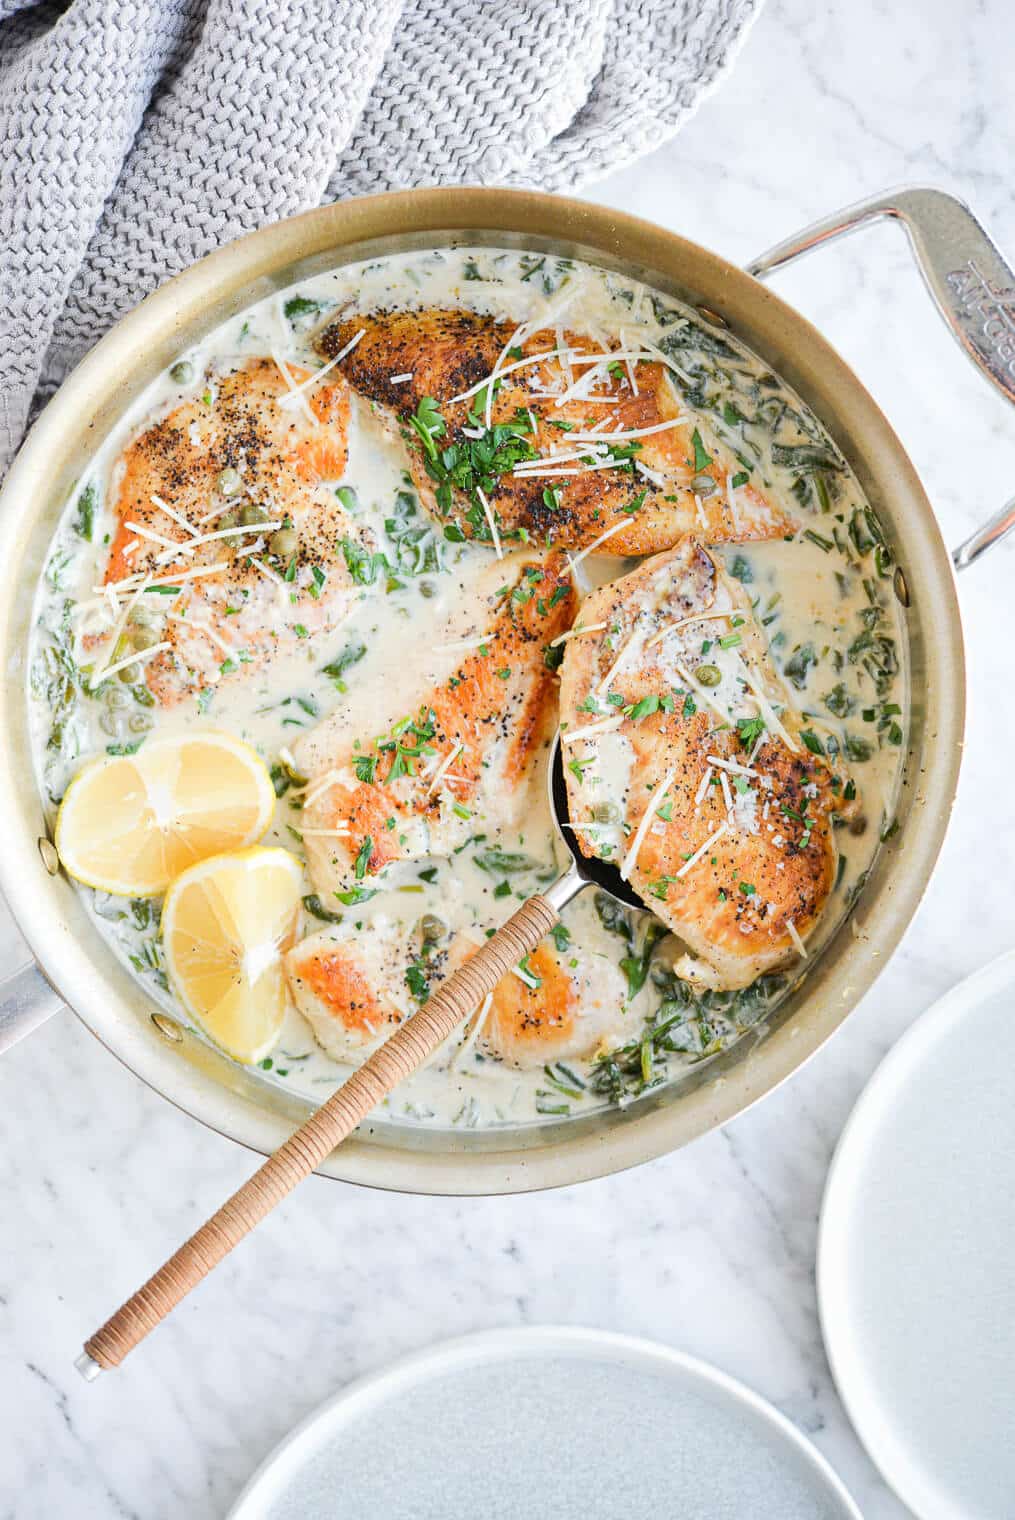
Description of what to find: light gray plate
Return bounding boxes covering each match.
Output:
[820,949,1015,1519]
[228,1327,859,1520]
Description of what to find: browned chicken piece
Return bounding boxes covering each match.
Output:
[315,309,796,556]
[97,356,363,704]
[558,541,848,988]
[285,920,629,1070]
[470,934,629,1069]
[294,550,577,900]
[286,917,430,1062]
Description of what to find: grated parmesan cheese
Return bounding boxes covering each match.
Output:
[620,766,677,880]
[786,920,808,959]
[475,487,503,559]
[674,820,730,880]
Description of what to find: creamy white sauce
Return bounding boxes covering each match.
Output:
[28,246,908,1129]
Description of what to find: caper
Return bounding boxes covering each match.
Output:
[696,663,722,687]
[129,605,154,629]
[170,360,194,385]
[269,527,298,558]
[239,503,268,526]
[691,473,716,496]
[128,712,152,735]
[593,801,620,824]
[131,625,160,652]
[104,685,128,710]
[117,661,141,685]
[216,466,242,497]
[218,508,240,531]
[419,581,436,599]
[418,913,446,948]
[848,814,868,837]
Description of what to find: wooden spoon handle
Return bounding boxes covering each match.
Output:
[82,893,558,1373]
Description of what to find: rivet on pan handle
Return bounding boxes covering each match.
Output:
[747,186,1015,572]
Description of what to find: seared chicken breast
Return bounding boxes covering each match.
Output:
[294,549,576,899]
[474,934,629,1069]
[286,917,424,1062]
[286,918,629,1071]
[99,357,363,703]
[315,309,795,556]
[558,541,849,988]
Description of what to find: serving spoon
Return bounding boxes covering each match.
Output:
[78,738,648,1377]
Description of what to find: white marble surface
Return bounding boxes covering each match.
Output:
[3,0,1013,1514]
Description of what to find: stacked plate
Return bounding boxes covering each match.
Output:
[819,950,1015,1518]
[229,1328,860,1519]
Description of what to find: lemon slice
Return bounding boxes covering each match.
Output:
[55,732,276,896]
[161,846,303,1063]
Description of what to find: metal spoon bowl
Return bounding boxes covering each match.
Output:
[543,732,646,916]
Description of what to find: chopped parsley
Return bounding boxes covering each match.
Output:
[690,428,712,472]
[406,395,537,541]
[374,706,438,782]
[736,716,766,749]
[283,294,325,326]
[353,836,373,879]
[334,885,377,906]
[340,537,388,587]
[405,962,430,1003]
[550,923,571,953]
[73,481,97,541]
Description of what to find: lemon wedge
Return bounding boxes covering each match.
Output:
[55,732,276,896]
[161,846,303,1063]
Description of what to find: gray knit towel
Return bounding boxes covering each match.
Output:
[0,0,762,474]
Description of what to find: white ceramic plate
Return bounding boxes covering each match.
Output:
[819,948,1015,1519]
[228,1326,859,1519]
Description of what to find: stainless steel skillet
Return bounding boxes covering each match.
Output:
[0,185,1011,1204]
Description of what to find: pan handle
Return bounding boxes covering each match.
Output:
[0,958,64,1054]
[746,186,1015,571]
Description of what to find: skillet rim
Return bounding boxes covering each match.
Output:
[0,185,963,1193]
